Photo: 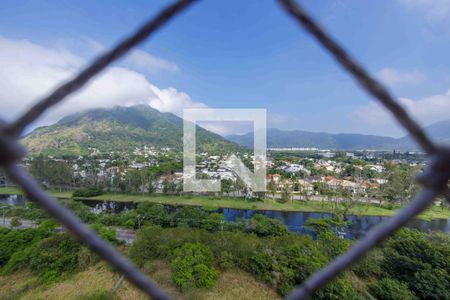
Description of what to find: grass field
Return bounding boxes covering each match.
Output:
[1,186,449,221]
[0,186,73,199]
[0,261,280,300]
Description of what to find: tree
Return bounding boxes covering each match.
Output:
[126,169,143,193]
[136,203,171,227]
[9,217,21,228]
[142,168,157,194]
[0,168,7,187]
[267,180,277,199]
[171,243,217,291]
[162,178,175,195]
[220,179,232,197]
[280,182,292,203]
[29,155,46,181]
[382,165,419,206]
[200,213,225,232]
[369,278,415,300]
[29,233,81,283]
[233,178,246,197]
[244,214,288,237]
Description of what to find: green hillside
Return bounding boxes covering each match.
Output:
[22,105,244,156]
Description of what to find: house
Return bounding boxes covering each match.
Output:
[372,178,388,185]
[320,152,336,158]
[267,174,281,184]
[284,164,309,174]
[365,164,384,173]
[326,178,366,194]
[297,179,314,194]
[304,176,323,183]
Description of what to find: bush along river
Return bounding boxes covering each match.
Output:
[1,194,449,239]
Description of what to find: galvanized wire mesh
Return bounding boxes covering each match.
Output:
[0,0,448,299]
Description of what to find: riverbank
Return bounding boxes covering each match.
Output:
[1,187,449,221]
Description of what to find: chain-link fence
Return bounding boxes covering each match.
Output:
[0,0,448,299]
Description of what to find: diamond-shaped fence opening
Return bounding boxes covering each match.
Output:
[0,0,449,299]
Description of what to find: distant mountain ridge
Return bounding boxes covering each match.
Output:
[227,120,450,150]
[22,105,450,155]
[22,105,244,156]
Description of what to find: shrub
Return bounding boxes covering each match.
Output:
[304,217,337,235]
[410,268,450,300]
[2,244,37,274]
[60,199,97,223]
[369,278,415,300]
[77,246,100,269]
[0,228,46,267]
[98,210,138,228]
[172,207,204,228]
[243,214,288,237]
[90,223,117,244]
[129,225,165,266]
[10,216,22,228]
[38,219,58,232]
[249,250,274,282]
[200,213,225,232]
[29,233,81,282]
[381,229,450,298]
[217,251,234,270]
[136,203,171,227]
[277,266,296,296]
[314,276,358,300]
[72,188,103,198]
[75,290,117,300]
[273,241,326,295]
[351,249,383,278]
[5,202,48,222]
[171,243,217,291]
[316,230,351,259]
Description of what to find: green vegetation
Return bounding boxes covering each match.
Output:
[0,196,448,299]
[21,105,244,156]
[83,194,450,221]
[369,278,415,300]
[0,263,280,299]
[72,187,104,198]
[9,216,22,228]
[171,243,217,291]
[128,224,449,299]
[0,186,72,198]
[1,186,449,220]
[29,233,81,283]
[0,225,106,285]
[129,225,356,298]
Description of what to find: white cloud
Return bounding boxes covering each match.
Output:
[399,0,450,21]
[0,36,205,130]
[148,86,207,117]
[84,37,179,73]
[197,121,254,136]
[353,89,450,135]
[127,49,179,73]
[375,68,425,86]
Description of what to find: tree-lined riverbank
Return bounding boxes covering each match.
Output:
[1,187,449,221]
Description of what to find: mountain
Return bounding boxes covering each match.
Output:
[227,128,402,150]
[22,105,244,156]
[420,119,450,144]
[227,121,450,150]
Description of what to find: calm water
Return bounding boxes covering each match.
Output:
[2,194,449,239]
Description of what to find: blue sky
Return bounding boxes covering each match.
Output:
[1,0,450,137]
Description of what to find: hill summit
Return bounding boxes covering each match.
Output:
[22,105,243,156]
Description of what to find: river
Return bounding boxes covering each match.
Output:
[1,194,449,239]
